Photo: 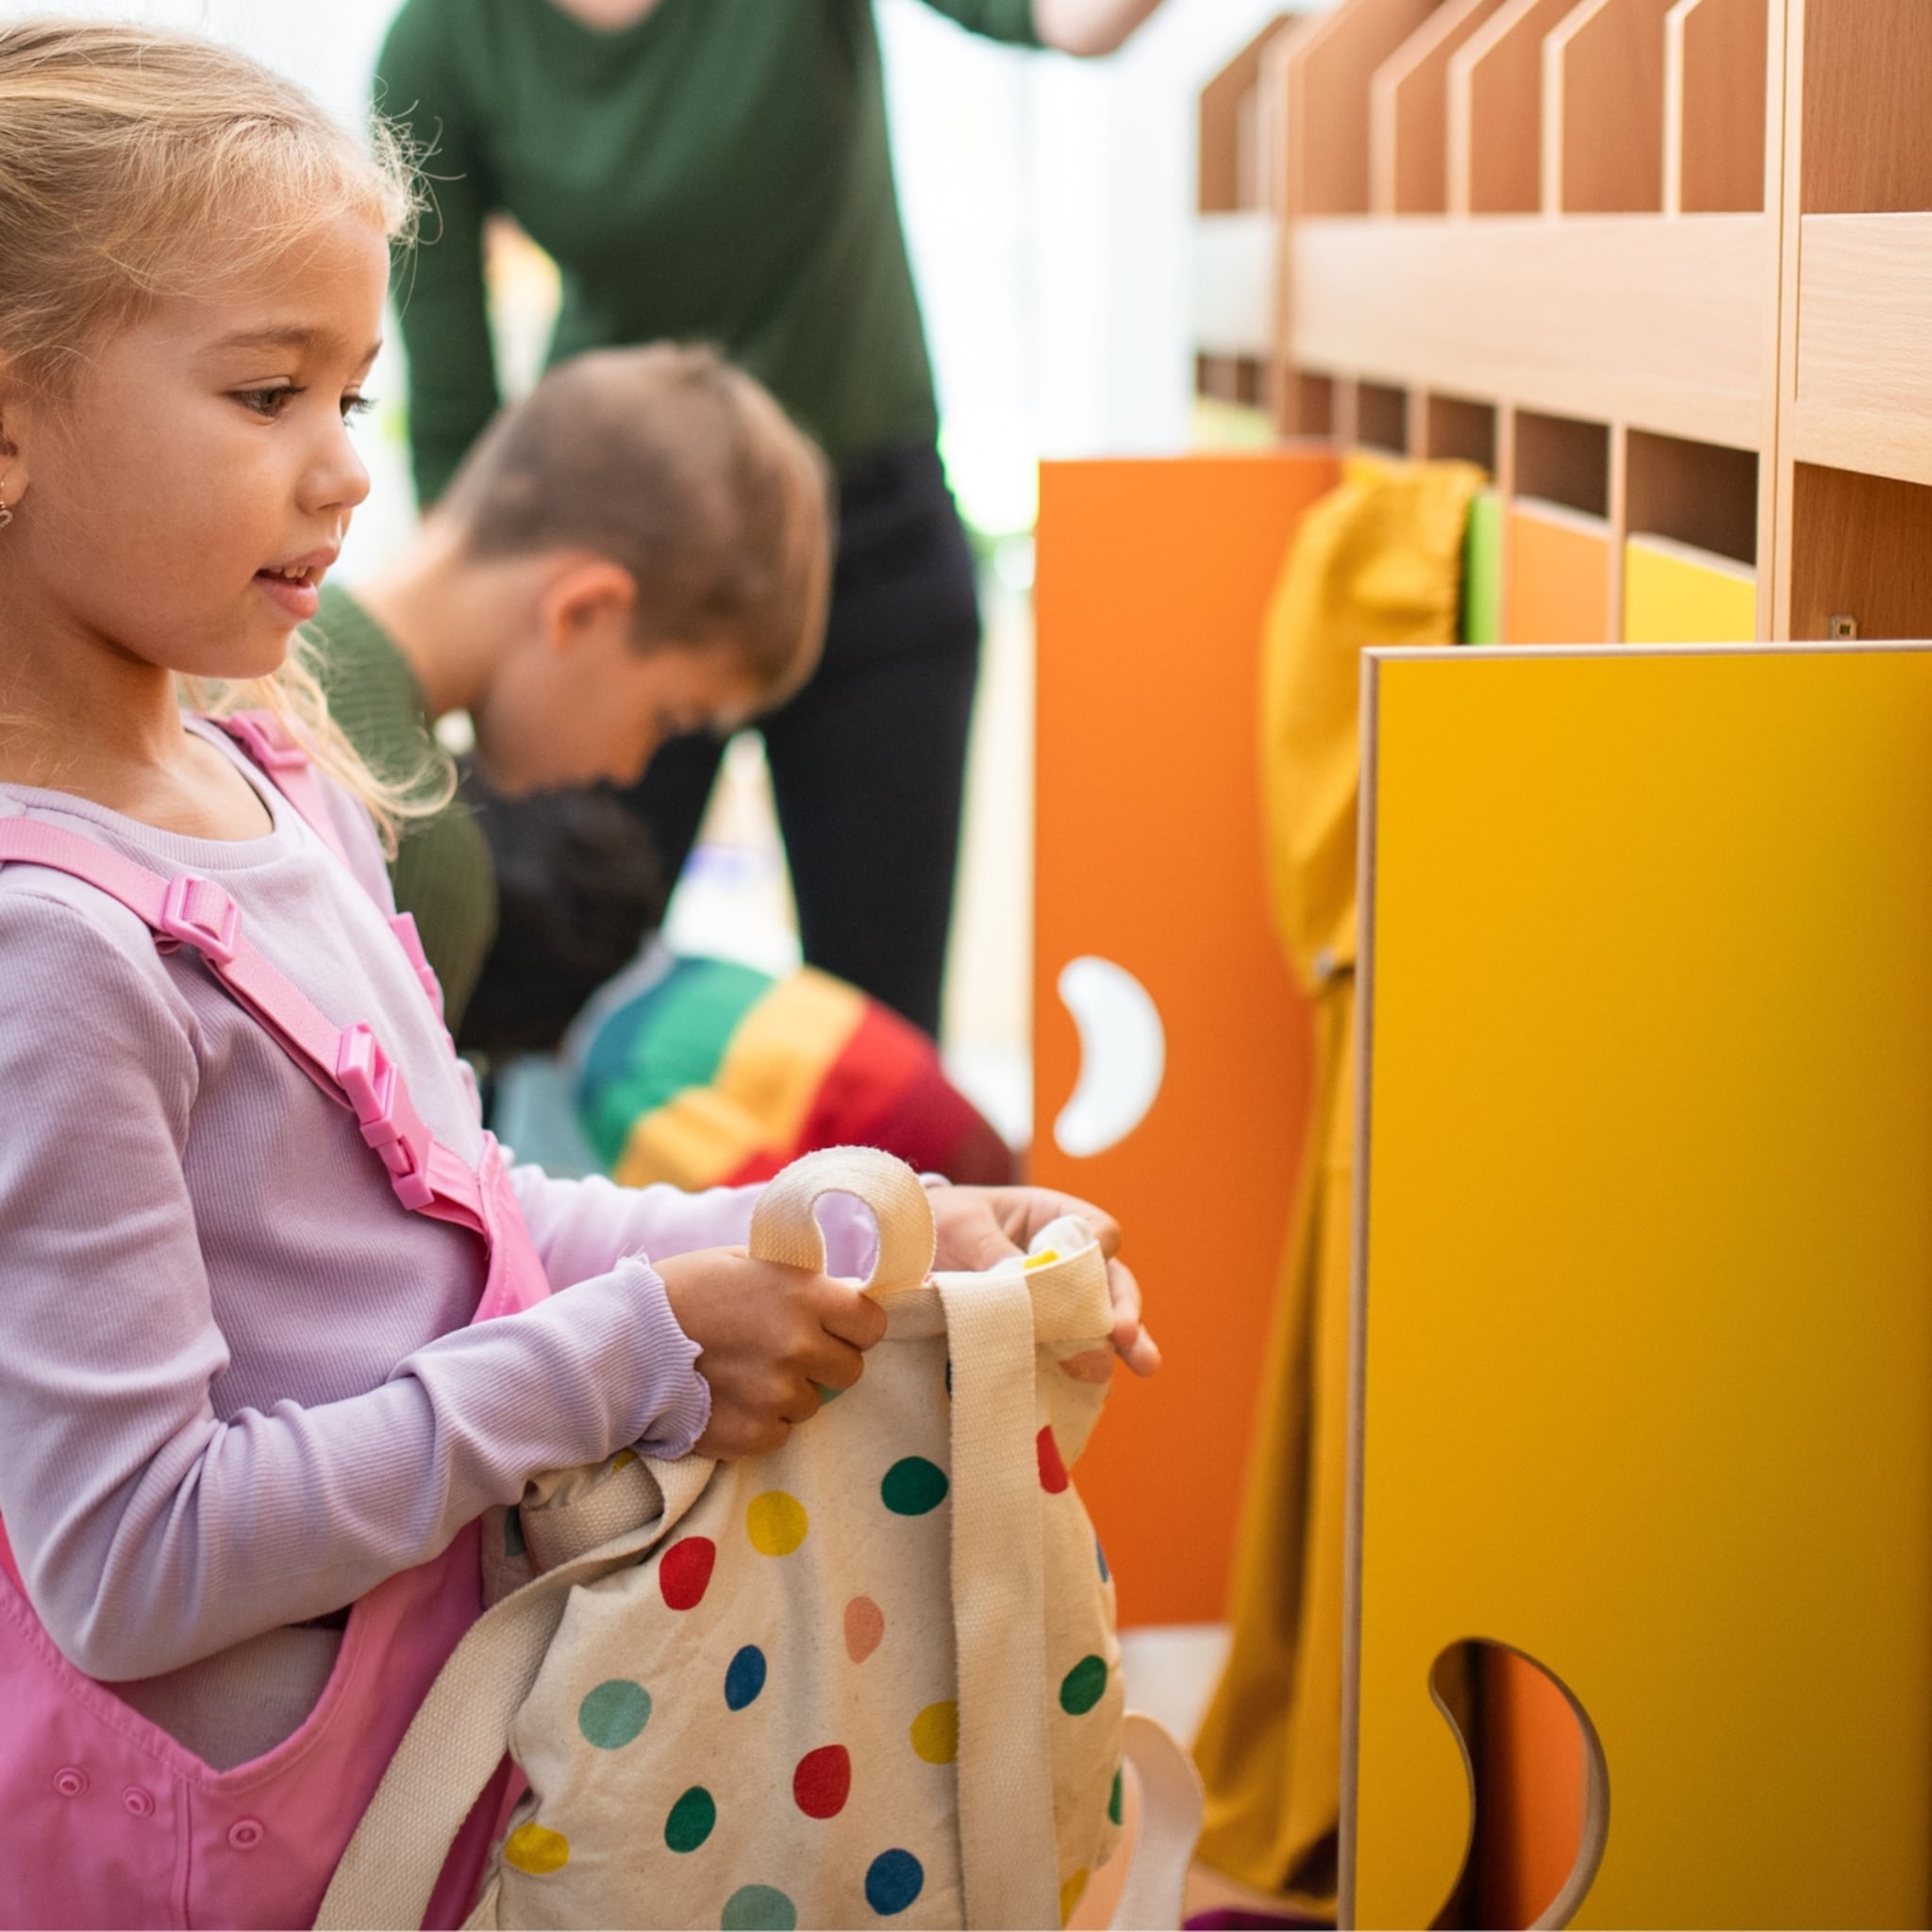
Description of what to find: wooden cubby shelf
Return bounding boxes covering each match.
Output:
[1192,0,1932,641]
[1291,215,1765,448]
[1191,17,1295,419]
[1174,0,1932,1916]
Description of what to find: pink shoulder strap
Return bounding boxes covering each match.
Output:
[214,710,351,865]
[213,710,447,1021]
[0,816,481,1232]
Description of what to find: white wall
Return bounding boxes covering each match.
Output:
[1,0,395,127]
[879,0,1295,525]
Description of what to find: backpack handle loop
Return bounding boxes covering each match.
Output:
[747,1144,936,1297]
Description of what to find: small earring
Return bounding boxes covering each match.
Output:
[0,481,12,531]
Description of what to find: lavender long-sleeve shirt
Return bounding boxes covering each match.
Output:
[0,724,866,1727]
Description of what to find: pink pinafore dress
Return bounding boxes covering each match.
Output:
[0,714,548,1929]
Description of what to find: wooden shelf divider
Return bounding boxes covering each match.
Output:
[1664,0,1769,213]
[1542,0,1674,214]
[1447,0,1577,214]
[1370,0,1516,214]
[1285,0,1446,218]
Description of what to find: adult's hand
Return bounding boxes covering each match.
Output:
[1033,0,1169,58]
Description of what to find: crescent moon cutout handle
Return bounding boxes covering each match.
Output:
[1054,955,1167,1158]
[748,1145,936,1297]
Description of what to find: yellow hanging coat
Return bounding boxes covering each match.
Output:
[1191,455,1485,1910]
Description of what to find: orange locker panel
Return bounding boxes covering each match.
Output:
[1505,500,1613,644]
[1032,453,1334,1626]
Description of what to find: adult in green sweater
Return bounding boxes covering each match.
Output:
[375,0,1172,1037]
[311,342,832,1035]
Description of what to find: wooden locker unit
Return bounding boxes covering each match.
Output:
[1177,0,1932,1920]
[1194,17,1296,423]
[1252,0,1932,648]
[1262,0,1777,642]
[1774,0,1932,637]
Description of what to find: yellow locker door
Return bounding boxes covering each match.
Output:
[1347,643,1932,1928]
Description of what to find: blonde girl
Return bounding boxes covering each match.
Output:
[0,24,1150,1929]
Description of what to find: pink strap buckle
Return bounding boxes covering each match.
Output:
[223,710,308,773]
[335,1023,436,1211]
[156,874,240,967]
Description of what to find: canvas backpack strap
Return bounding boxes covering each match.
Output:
[934,1257,1063,1929]
[746,1143,937,1292]
[759,1148,1064,1928]
[758,1150,1064,1928]
[316,1454,710,1931]
[1109,1712,1207,1931]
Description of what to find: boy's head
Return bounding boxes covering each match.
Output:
[435,344,834,795]
[457,779,667,1060]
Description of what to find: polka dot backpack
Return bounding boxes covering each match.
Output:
[317,1148,1202,1931]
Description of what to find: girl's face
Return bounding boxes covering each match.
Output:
[2,212,387,683]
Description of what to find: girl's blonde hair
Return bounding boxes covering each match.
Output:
[0,20,440,847]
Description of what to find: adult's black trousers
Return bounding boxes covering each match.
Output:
[620,439,982,1038]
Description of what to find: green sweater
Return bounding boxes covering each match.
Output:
[308,584,498,1031]
[376,0,1041,504]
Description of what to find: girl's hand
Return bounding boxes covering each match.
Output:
[658,1246,888,1458]
[927,1186,1159,1377]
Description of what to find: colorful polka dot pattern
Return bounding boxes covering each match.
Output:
[746,1491,809,1557]
[506,1280,1127,1931]
[791,1744,851,1820]
[724,1644,767,1711]
[504,1822,570,1875]
[909,1701,958,1765]
[665,1786,716,1854]
[1037,1424,1070,1494]
[880,1457,948,1515]
[1058,1347,1114,1385]
[844,1595,885,1663]
[578,1679,652,1749]
[864,1849,924,1916]
[1059,1868,1090,1924]
[1060,1655,1108,1716]
[722,1883,797,1930]
[659,1537,716,1611]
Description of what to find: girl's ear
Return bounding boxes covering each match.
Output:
[0,354,36,504]
[540,557,639,653]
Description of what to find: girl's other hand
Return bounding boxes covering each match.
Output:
[658,1247,887,1458]
[927,1186,1159,1378]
